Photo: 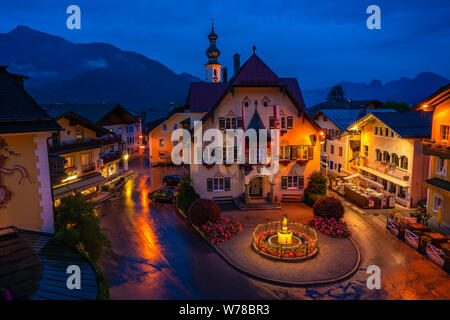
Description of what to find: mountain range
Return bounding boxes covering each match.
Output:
[302,72,449,107]
[0,26,448,111]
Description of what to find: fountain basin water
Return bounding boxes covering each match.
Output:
[252,221,318,261]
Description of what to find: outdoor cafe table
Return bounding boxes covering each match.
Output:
[423,232,450,248]
[408,223,431,235]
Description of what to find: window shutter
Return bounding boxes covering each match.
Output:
[281,176,287,189]
[308,146,314,160]
[225,178,231,191]
[287,116,293,129]
[299,176,305,188]
[291,146,298,160]
[219,117,225,130]
[207,178,213,192]
[237,117,243,128]
[232,118,237,129]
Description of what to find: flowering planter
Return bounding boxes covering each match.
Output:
[296,160,308,166]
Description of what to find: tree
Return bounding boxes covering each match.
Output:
[326,85,345,103]
[304,171,328,207]
[54,193,111,263]
[177,177,200,214]
[382,100,411,112]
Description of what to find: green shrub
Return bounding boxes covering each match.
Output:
[177,177,200,214]
[54,193,111,263]
[188,198,221,226]
[304,190,322,207]
[304,171,328,207]
[313,196,345,220]
[101,185,109,192]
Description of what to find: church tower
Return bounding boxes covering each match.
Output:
[205,21,221,83]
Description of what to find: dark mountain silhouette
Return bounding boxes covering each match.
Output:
[0,26,199,111]
[303,72,449,108]
[1,26,447,111]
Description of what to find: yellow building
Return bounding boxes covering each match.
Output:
[416,84,450,228]
[0,67,60,233]
[347,111,432,208]
[148,109,204,166]
[47,110,127,201]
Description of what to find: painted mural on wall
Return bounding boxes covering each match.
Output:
[0,137,32,208]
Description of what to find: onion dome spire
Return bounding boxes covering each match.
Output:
[205,20,220,65]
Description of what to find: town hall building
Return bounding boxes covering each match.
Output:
[187,26,322,206]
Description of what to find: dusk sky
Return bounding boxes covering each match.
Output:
[1,0,449,88]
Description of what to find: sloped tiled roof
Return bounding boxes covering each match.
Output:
[352,111,433,138]
[189,82,228,113]
[188,53,315,131]
[316,109,397,131]
[370,111,432,138]
[426,177,450,192]
[0,67,60,134]
[43,103,136,125]
[247,110,270,138]
[233,54,282,86]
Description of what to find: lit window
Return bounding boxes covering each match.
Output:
[159,138,165,148]
[436,157,447,176]
[339,147,343,157]
[441,125,449,141]
[213,177,224,191]
[376,150,382,161]
[433,194,444,213]
[391,154,399,166]
[400,156,408,170]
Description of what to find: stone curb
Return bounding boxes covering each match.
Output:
[177,208,361,286]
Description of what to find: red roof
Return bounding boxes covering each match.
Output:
[188,53,306,113]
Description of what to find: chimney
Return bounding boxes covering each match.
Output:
[222,67,228,82]
[233,53,240,77]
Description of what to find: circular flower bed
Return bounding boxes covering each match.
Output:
[202,217,242,245]
[252,221,318,261]
[310,216,351,238]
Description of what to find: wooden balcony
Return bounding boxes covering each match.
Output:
[422,140,450,159]
[49,139,101,155]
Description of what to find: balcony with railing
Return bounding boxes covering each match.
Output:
[100,135,123,146]
[102,151,123,164]
[422,140,450,159]
[81,163,96,174]
[49,139,101,155]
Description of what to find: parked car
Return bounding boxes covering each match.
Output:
[148,188,178,203]
[162,175,182,188]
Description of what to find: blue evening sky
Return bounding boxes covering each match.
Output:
[0,0,449,88]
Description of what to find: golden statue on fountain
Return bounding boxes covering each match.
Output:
[277,214,293,244]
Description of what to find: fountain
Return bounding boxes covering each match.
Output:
[252,214,318,261]
[277,214,293,245]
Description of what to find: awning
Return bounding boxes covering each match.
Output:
[359,165,409,188]
[53,173,108,199]
[343,173,359,180]
[426,177,450,195]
